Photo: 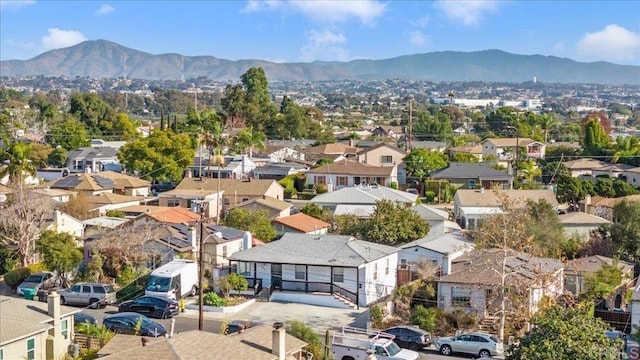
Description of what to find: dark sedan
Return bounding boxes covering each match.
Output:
[380,326,431,351]
[74,312,97,327]
[118,295,179,319]
[103,313,166,337]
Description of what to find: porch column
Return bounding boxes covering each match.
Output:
[253,263,257,284]
[305,265,308,293]
[356,267,360,310]
[330,266,334,294]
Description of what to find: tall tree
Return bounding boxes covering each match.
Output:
[118,129,195,182]
[68,92,116,136]
[362,199,430,245]
[45,116,91,151]
[583,118,610,155]
[402,149,448,181]
[232,126,266,158]
[611,199,640,262]
[220,84,247,128]
[0,142,40,188]
[240,67,277,131]
[36,230,83,287]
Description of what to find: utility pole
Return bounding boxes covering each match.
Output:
[408,98,413,151]
[198,207,205,331]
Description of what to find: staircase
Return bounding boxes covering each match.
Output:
[333,292,358,309]
[478,316,499,335]
[256,287,271,302]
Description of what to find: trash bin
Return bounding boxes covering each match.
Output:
[23,288,36,300]
[37,289,48,302]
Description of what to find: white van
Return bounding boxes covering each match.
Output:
[145,259,199,300]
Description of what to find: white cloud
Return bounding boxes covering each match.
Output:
[41,28,87,51]
[410,16,430,29]
[409,31,430,46]
[576,24,640,61]
[95,4,114,15]
[433,0,499,26]
[300,29,349,62]
[0,0,35,11]
[243,0,386,25]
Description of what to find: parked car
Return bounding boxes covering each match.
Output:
[103,312,166,337]
[17,272,56,296]
[74,312,97,327]
[57,283,117,308]
[435,332,504,358]
[379,326,431,350]
[118,295,179,319]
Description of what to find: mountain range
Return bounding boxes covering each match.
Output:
[1,40,639,85]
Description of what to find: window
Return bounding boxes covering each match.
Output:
[167,200,180,207]
[71,284,81,293]
[224,198,230,205]
[222,246,228,259]
[451,288,472,307]
[385,258,389,275]
[400,259,408,269]
[27,338,35,360]
[468,179,476,189]
[0,347,3,360]
[82,285,91,293]
[61,319,69,340]
[336,176,348,187]
[380,155,393,164]
[295,265,305,280]
[314,176,326,185]
[373,263,378,280]
[241,197,249,202]
[333,268,344,283]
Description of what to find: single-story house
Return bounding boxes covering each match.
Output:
[44,210,85,242]
[399,231,474,277]
[272,213,331,235]
[306,160,398,189]
[253,162,308,180]
[255,145,306,163]
[429,162,513,190]
[448,143,483,161]
[0,292,79,360]
[229,233,400,308]
[409,204,460,235]
[480,137,546,162]
[558,211,612,240]
[564,256,634,308]
[453,189,559,230]
[624,166,640,188]
[310,184,417,215]
[234,196,292,219]
[89,171,151,196]
[437,249,564,317]
[83,193,147,216]
[48,173,116,196]
[582,194,640,221]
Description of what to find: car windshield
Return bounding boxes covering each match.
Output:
[134,316,154,327]
[146,276,171,292]
[103,285,115,293]
[23,275,43,283]
[386,342,402,356]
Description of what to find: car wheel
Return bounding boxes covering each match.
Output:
[408,342,419,351]
[190,285,197,297]
[479,349,491,358]
[89,298,99,309]
[155,309,164,319]
[440,345,452,356]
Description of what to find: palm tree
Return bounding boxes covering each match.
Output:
[612,135,640,165]
[233,126,266,159]
[540,113,559,143]
[518,160,543,183]
[0,142,41,190]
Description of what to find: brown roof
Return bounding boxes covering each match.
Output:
[563,158,611,170]
[450,143,483,154]
[482,137,540,147]
[273,213,331,233]
[455,189,559,208]
[565,255,634,274]
[588,194,640,208]
[144,207,201,224]
[175,178,281,197]
[236,196,292,211]
[83,192,144,205]
[558,211,611,225]
[356,142,406,155]
[307,160,395,176]
[98,326,307,360]
[303,142,359,155]
[94,171,151,189]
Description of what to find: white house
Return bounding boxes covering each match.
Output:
[410,204,460,235]
[399,231,474,276]
[480,138,546,162]
[45,210,85,242]
[310,184,417,215]
[305,160,398,190]
[228,233,399,308]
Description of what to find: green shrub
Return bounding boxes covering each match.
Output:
[203,292,225,306]
[389,182,398,190]
[316,183,328,194]
[4,267,31,289]
[115,266,137,287]
[411,305,437,333]
[286,320,324,360]
[424,191,436,203]
[370,305,385,328]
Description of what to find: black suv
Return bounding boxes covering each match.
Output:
[380,326,432,350]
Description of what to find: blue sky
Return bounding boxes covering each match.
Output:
[1,0,639,66]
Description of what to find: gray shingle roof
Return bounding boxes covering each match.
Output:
[410,204,449,221]
[228,233,398,267]
[430,162,512,180]
[310,185,417,205]
[401,231,473,255]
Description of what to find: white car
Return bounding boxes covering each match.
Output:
[435,332,504,358]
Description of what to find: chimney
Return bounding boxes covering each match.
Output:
[243,231,252,250]
[188,226,197,253]
[272,322,286,360]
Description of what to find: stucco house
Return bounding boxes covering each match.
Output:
[564,256,634,308]
[449,143,483,161]
[0,292,79,360]
[356,143,406,167]
[558,211,611,240]
[409,204,460,235]
[301,142,359,163]
[255,145,306,163]
[624,166,640,188]
[453,189,559,229]
[436,249,564,317]
[66,146,120,173]
[429,162,513,190]
[234,196,292,219]
[229,233,400,308]
[47,171,150,197]
[480,138,546,162]
[44,210,85,242]
[190,154,256,180]
[582,194,640,221]
[310,184,417,216]
[253,162,308,180]
[306,160,398,190]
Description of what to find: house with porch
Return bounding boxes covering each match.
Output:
[429,162,513,190]
[228,233,400,309]
[305,160,398,190]
[436,249,564,318]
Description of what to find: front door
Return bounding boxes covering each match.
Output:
[271,264,282,290]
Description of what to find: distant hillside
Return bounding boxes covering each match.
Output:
[1,39,639,85]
